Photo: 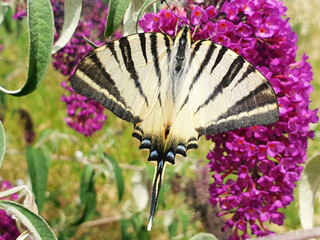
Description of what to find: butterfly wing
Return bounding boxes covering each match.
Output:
[169,40,279,150]
[71,32,173,125]
[71,28,279,231]
[71,32,176,231]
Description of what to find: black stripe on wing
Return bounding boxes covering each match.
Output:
[189,42,217,91]
[149,33,172,107]
[138,33,148,64]
[232,64,255,90]
[106,41,121,67]
[71,73,141,123]
[197,83,279,135]
[195,56,246,114]
[179,41,217,111]
[210,46,228,74]
[189,40,203,65]
[220,56,245,88]
[200,109,277,135]
[119,37,149,107]
[87,54,127,107]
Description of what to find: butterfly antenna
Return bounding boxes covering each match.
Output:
[147,158,166,231]
[192,10,205,38]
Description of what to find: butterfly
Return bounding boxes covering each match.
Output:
[70,25,279,230]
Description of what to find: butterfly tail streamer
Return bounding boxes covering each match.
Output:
[147,159,166,231]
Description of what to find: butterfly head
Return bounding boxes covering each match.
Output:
[171,25,192,76]
[174,25,192,46]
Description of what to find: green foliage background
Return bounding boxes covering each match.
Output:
[0,0,319,239]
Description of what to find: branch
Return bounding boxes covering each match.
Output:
[256,227,320,240]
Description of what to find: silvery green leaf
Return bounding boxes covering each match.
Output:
[131,171,148,211]
[190,233,218,240]
[105,0,130,37]
[0,0,54,96]
[52,0,82,54]
[0,200,57,240]
[0,120,5,169]
[299,153,320,229]
[123,0,144,35]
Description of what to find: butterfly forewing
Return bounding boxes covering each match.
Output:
[71,32,173,124]
[170,39,279,137]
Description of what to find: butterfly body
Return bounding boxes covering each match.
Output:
[71,25,279,230]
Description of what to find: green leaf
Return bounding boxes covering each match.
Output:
[79,164,97,222]
[2,4,13,33]
[0,0,4,25]
[168,219,178,238]
[83,35,99,49]
[121,218,133,240]
[0,0,54,96]
[26,146,49,213]
[52,0,82,54]
[0,121,5,170]
[105,0,130,37]
[176,209,189,233]
[104,153,125,201]
[299,153,320,229]
[40,144,52,168]
[190,233,218,240]
[131,213,150,240]
[123,0,144,35]
[0,91,7,119]
[0,200,57,240]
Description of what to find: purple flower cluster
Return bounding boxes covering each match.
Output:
[52,0,111,136]
[0,181,20,239]
[139,0,319,238]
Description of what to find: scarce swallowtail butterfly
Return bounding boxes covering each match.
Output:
[71,24,279,230]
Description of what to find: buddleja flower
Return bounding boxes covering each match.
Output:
[0,181,20,239]
[52,0,110,136]
[139,0,318,238]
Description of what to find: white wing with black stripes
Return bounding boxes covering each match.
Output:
[71,25,279,231]
[169,39,279,144]
[71,32,173,124]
